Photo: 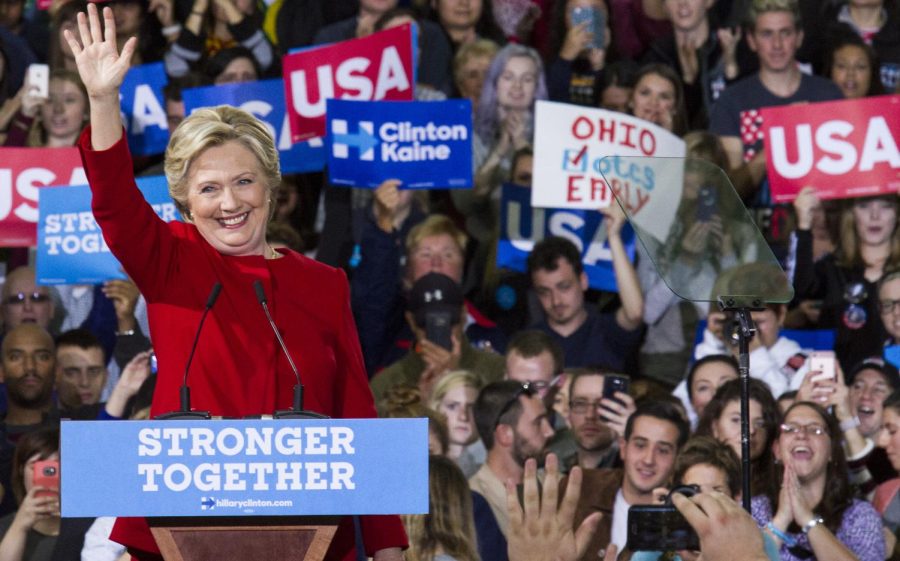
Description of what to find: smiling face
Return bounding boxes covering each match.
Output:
[849,368,891,438]
[776,404,831,482]
[620,415,679,500]
[853,198,897,247]
[630,73,676,130]
[712,399,767,460]
[437,385,478,446]
[41,77,87,143]
[831,44,873,99]
[185,141,271,257]
[496,56,539,112]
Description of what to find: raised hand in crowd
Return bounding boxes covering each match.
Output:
[792,186,821,231]
[185,0,210,35]
[105,350,153,418]
[599,390,636,439]
[506,453,603,561]
[211,0,245,26]
[64,3,136,150]
[676,34,699,85]
[149,0,179,42]
[373,179,404,233]
[795,364,869,456]
[671,491,769,561]
[717,27,741,79]
[102,278,141,334]
[0,486,60,560]
[416,334,462,400]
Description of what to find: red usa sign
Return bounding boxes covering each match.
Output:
[0,148,86,246]
[762,95,900,203]
[283,24,416,142]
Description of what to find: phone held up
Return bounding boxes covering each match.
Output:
[627,484,701,552]
[33,459,60,498]
[600,374,629,421]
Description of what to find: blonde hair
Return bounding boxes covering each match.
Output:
[453,39,500,86]
[164,105,280,220]
[429,370,482,411]
[405,214,468,255]
[402,455,480,561]
[746,0,801,30]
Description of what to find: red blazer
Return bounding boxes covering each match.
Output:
[78,128,407,559]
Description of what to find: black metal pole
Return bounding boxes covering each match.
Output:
[736,308,754,513]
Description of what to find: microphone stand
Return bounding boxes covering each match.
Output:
[718,295,764,513]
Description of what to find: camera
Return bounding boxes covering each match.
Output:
[626,485,701,552]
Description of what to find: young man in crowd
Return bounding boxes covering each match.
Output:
[562,400,690,561]
[709,0,842,204]
[469,380,555,560]
[504,329,564,393]
[527,233,643,371]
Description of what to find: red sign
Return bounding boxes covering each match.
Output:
[0,148,86,246]
[282,24,416,142]
[762,95,900,203]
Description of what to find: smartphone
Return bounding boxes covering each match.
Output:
[809,350,836,384]
[696,184,717,222]
[425,310,453,351]
[149,352,158,375]
[33,459,60,498]
[602,375,629,404]
[25,63,49,99]
[600,375,629,421]
[627,504,700,551]
[570,6,605,50]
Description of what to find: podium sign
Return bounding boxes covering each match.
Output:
[61,418,428,517]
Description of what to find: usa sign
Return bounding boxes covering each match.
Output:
[763,95,900,203]
[283,24,416,142]
[0,147,86,246]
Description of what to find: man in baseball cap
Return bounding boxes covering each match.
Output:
[370,273,505,410]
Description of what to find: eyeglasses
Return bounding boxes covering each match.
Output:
[569,399,605,416]
[3,292,51,306]
[780,422,829,436]
[879,299,900,315]
[493,382,538,430]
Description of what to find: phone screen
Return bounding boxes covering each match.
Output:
[627,505,700,551]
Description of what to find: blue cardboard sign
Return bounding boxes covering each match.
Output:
[182,79,326,174]
[61,418,428,517]
[120,62,170,156]
[326,99,472,189]
[36,176,181,285]
[498,183,635,292]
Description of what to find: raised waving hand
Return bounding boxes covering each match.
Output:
[63,3,137,150]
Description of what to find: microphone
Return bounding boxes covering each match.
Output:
[156,282,221,420]
[253,280,327,419]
